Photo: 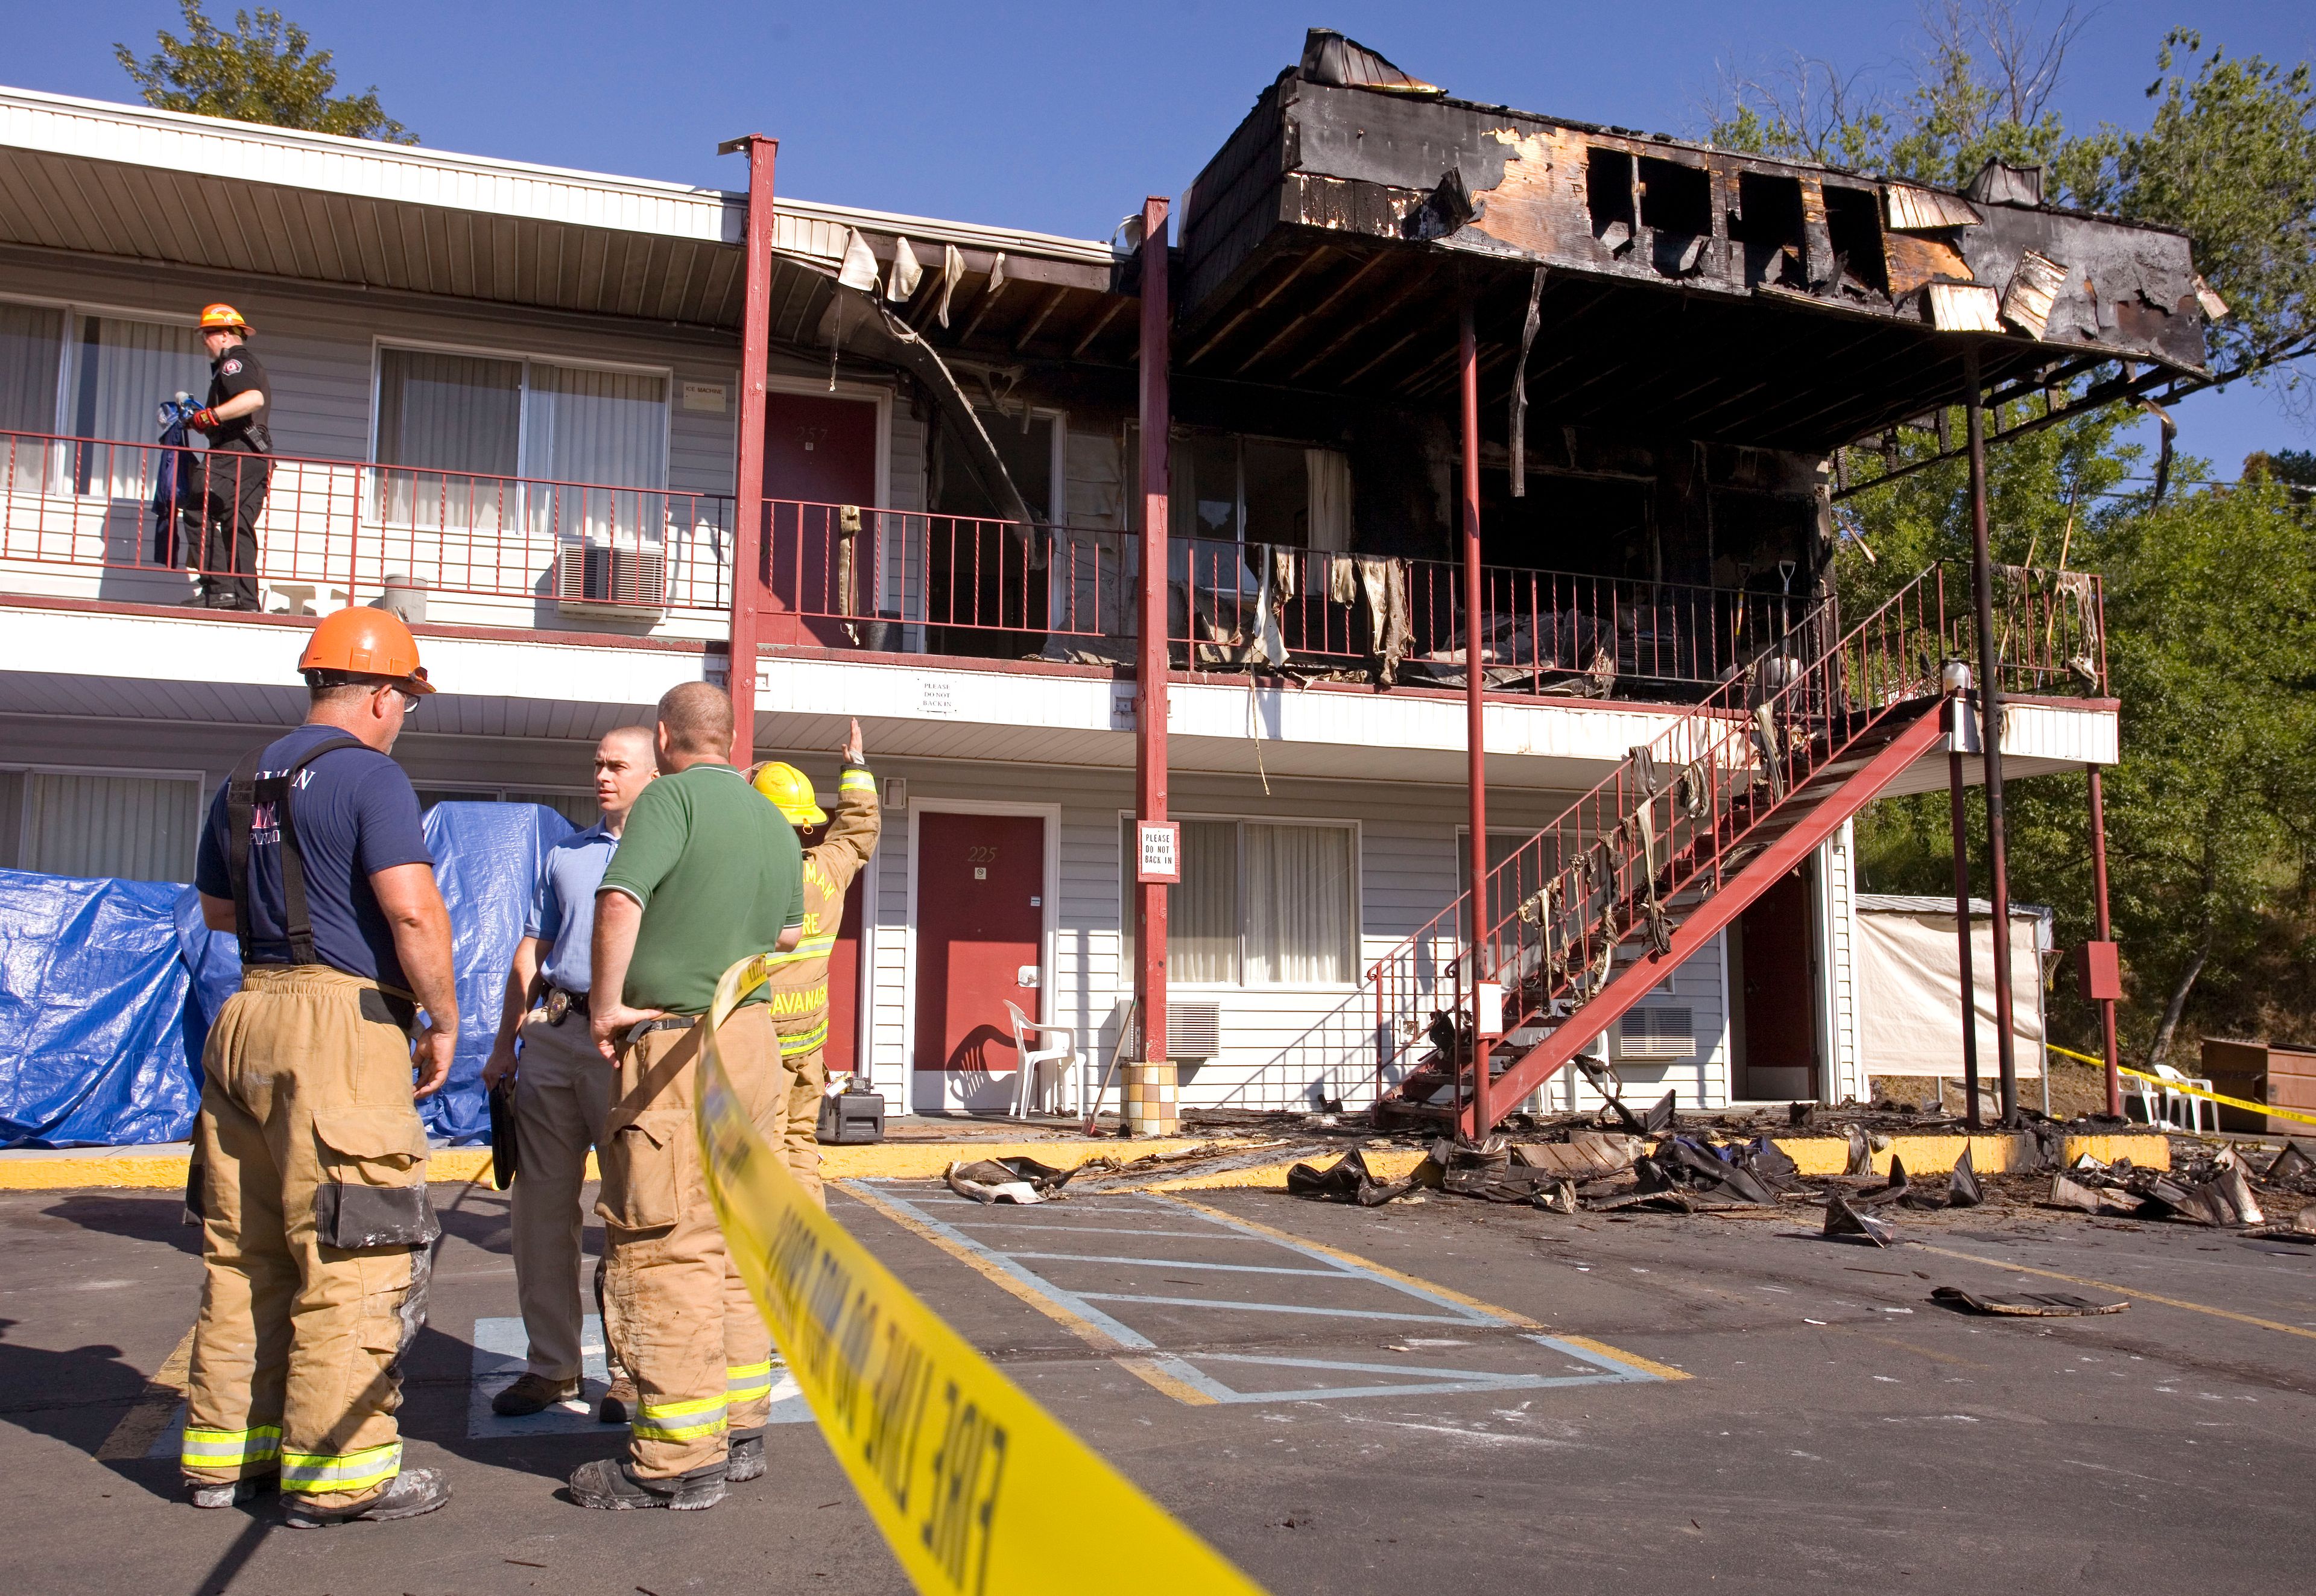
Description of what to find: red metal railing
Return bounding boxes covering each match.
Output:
[762,499,1843,691]
[0,428,735,611]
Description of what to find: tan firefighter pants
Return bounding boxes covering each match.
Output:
[598,1002,792,1480]
[182,966,437,1513]
[510,1009,614,1382]
[776,1010,828,1208]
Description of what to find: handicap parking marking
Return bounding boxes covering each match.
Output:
[840,1183,1685,1405]
[466,1314,809,1439]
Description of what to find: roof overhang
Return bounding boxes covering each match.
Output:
[0,85,1119,336]
[1175,72,2215,453]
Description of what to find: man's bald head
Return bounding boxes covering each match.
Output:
[656,682,734,765]
[599,724,656,763]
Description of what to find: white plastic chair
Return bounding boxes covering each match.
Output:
[1005,1001,1080,1118]
[2150,1062,2218,1133]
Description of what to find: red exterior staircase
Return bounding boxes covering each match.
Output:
[1370,565,1973,1136]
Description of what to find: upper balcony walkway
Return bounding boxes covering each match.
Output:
[0,428,2115,788]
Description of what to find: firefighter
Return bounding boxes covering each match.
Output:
[183,303,272,612]
[574,682,804,1510]
[183,607,457,1528]
[748,718,881,1206]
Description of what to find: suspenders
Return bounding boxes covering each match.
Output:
[225,734,367,965]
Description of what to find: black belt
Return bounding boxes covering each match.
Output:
[542,986,590,1025]
[625,1014,700,1045]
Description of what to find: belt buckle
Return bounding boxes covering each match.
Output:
[544,989,571,1025]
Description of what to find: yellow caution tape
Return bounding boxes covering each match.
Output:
[694,954,1268,1596]
[2045,1042,2316,1130]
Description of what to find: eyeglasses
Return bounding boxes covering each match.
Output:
[377,683,422,714]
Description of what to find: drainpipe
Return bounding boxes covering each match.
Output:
[1460,298,1492,1138]
[1133,197,1173,1126]
[720,134,778,767]
[2088,769,2122,1117]
[1962,347,2020,1123]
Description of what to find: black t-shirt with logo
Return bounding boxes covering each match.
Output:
[205,344,273,455]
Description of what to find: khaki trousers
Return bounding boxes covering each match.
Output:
[777,1012,828,1209]
[598,1002,791,1480]
[510,1010,614,1381]
[182,966,435,1512]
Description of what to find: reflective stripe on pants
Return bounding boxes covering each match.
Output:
[281,1440,402,1496]
[180,1423,282,1469]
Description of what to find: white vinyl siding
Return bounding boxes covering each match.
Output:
[19,771,200,882]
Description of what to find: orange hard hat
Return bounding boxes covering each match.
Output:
[198,303,252,335]
[297,607,435,692]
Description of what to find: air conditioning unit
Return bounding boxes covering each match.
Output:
[1164,1001,1223,1062]
[555,539,666,616]
[1615,1005,1696,1060]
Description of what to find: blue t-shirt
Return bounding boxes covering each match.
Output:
[525,819,616,995]
[194,724,434,989]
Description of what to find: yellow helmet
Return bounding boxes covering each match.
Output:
[750,761,826,826]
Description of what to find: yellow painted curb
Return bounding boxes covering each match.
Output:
[0,1129,2170,1192]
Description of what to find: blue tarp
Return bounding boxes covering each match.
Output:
[416,802,575,1142]
[4,801,573,1148]
[0,872,203,1147]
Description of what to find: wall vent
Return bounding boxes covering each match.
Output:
[1616,1006,1696,1060]
[1165,1002,1223,1060]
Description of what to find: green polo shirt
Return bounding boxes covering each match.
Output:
[598,761,804,1014]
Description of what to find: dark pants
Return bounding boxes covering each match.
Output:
[194,451,270,608]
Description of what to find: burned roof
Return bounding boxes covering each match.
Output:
[1172,34,2216,454]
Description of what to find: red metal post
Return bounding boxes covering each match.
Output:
[1962,347,2020,1121]
[1947,726,1982,1130]
[2087,768,2122,1116]
[1135,198,1172,1069]
[1459,298,1490,1138]
[722,134,779,767]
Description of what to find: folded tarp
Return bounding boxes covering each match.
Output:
[0,870,201,1147]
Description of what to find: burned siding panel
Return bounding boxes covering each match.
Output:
[1960,207,2208,370]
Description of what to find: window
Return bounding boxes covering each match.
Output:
[1132,429,1350,552]
[9,771,200,882]
[1121,816,1357,986]
[0,303,209,498]
[373,346,668,537]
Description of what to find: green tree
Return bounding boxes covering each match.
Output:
[115,1,414,144]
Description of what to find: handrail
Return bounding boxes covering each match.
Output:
[1353,555,2102,1118]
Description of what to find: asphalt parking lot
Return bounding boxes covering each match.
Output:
[2,1175,2311,1594]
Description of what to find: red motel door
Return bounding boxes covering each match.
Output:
[762,391,878,645]
[914,811,1045,1074]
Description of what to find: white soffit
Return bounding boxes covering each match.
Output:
[0,84,1114,267]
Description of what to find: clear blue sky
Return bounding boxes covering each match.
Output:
[11,1,2313,470]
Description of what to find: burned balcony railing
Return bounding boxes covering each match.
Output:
[0,427,735,614]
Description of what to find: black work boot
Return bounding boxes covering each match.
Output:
[568,1457,727,1512]
[283,1468,452,1529]
[726,1430,764,1484]
[186,1472,277,1509]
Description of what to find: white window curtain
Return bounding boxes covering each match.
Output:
[70,317,209,500]
[375,349,522,530]
[1121,817,1355,986]
[0,302,65,493]
[1245,823,1355,984]
[21,773,199,882]
[1305,448,1352,552]
[0,303,63,435]
[524,363,668,545]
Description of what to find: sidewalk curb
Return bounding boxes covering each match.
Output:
[0,1130,2168,1192]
